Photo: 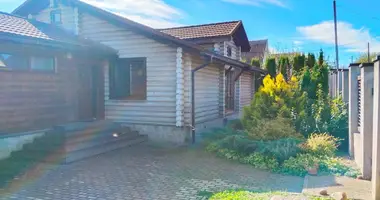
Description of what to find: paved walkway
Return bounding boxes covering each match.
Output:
[1,143,304,200]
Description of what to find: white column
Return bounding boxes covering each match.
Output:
[359,63,374,179]
[175,47,184,127]
[373,57,380,200]
[349,63,360,156]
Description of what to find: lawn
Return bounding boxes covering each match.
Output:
[199,190,334,200]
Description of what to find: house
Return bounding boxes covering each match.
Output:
[241,39,268,64]
[4,0,265,146]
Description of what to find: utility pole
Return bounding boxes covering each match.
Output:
[333,0,340,95]
[368,42,371,62]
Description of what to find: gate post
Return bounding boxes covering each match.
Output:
[359,63,374,179]
[373,56,380,200]
[349,63,360,156]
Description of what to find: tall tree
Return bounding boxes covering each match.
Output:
[355,52,378,63]
[265,57,277,78]
[318,49,324,66]
[293,54,305,73]
[306,53,316,69]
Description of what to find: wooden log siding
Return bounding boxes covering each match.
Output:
[79,13,178,125]
[183,54,223,124]
[0,54,80,133]
[239,72,254,112]
[33,4,77,33]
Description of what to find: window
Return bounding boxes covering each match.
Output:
[0,53,55,72]
[0,53,29,70]
[227,46,232,57]
[50,10,62,24]
[109,58,147,100]
[31,56,55,71]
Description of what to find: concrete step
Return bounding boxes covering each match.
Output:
[54,120,120,137]
[64,135,147,163]
[64,131,142,152]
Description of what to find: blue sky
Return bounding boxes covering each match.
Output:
[2,0,380,67]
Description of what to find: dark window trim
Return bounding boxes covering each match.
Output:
[0,52,57,73]
[109,57,147,101]
[50,9,62,25]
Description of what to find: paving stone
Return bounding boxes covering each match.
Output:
[1,143,304,200]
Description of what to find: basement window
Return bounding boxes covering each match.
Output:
[109,58,147,100]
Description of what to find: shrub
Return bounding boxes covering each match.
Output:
[201,127,240,145]
[302,133,340,157]
[226,119,244,131]
[247,117,303,141]
[255,138,304,162]
[320,157,360,177]
[213,134,255,153]
[240,152,279,170]
[281,154,321,176]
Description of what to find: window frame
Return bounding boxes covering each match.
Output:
[50,10,62,25]
[109,57,147,101]
[0,52,56,73]
[227,46,232,57]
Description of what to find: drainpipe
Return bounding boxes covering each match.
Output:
[191,56,213,144]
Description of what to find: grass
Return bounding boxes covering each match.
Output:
[0,131,64,187]
[198,190,334,200]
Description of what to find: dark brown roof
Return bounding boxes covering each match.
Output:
[159,21,241,39]
[12,0,263,73]
[0,11,115,54]
[159,21,251,52]
[242,39,268,62]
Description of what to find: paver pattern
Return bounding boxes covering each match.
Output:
[1,143,304,200]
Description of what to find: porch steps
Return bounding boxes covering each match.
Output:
[26,121,147,164]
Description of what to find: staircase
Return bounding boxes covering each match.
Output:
[28,120,147,164]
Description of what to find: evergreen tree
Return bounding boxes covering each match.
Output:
[306,53,316,69]
[265,58,277,78]
[318,49,324,66]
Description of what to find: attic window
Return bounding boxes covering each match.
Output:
[227,46,232,57]
[50,10,62,24]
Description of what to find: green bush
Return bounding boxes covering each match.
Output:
[281,154,320,176]
[302,133,340,157]
[320,157,360,177]
[255,138,304,162]
[226,119,244,131]
[201,127,240,145]
[240,152,279,170]
[213,134,255,154]
[247,117,303,141]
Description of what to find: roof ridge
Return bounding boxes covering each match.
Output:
[158,20,241,30]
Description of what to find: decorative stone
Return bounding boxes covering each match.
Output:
[319,189,328,196]
[331,192,348,200]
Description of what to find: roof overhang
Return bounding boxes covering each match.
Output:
[231,22,251,52]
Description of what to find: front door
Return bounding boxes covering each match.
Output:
[78,65,104,121]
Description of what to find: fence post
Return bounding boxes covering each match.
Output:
[342,69,349,102]
[349,63,360,157]
[373,56,380,200]
[359,63,374,179]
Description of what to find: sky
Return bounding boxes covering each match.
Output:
[1,0,380,67]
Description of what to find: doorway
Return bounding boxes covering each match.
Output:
[78,64,104,121]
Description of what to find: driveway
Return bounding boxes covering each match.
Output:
[1,143,304,200]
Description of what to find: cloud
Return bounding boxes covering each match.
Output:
[297,21,380,53]
[221,0,287,8]
[80,0,185,28]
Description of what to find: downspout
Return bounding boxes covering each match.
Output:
[191,56,213,144]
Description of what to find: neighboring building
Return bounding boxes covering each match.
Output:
[5,0,265,145]
[241,39,268,65]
